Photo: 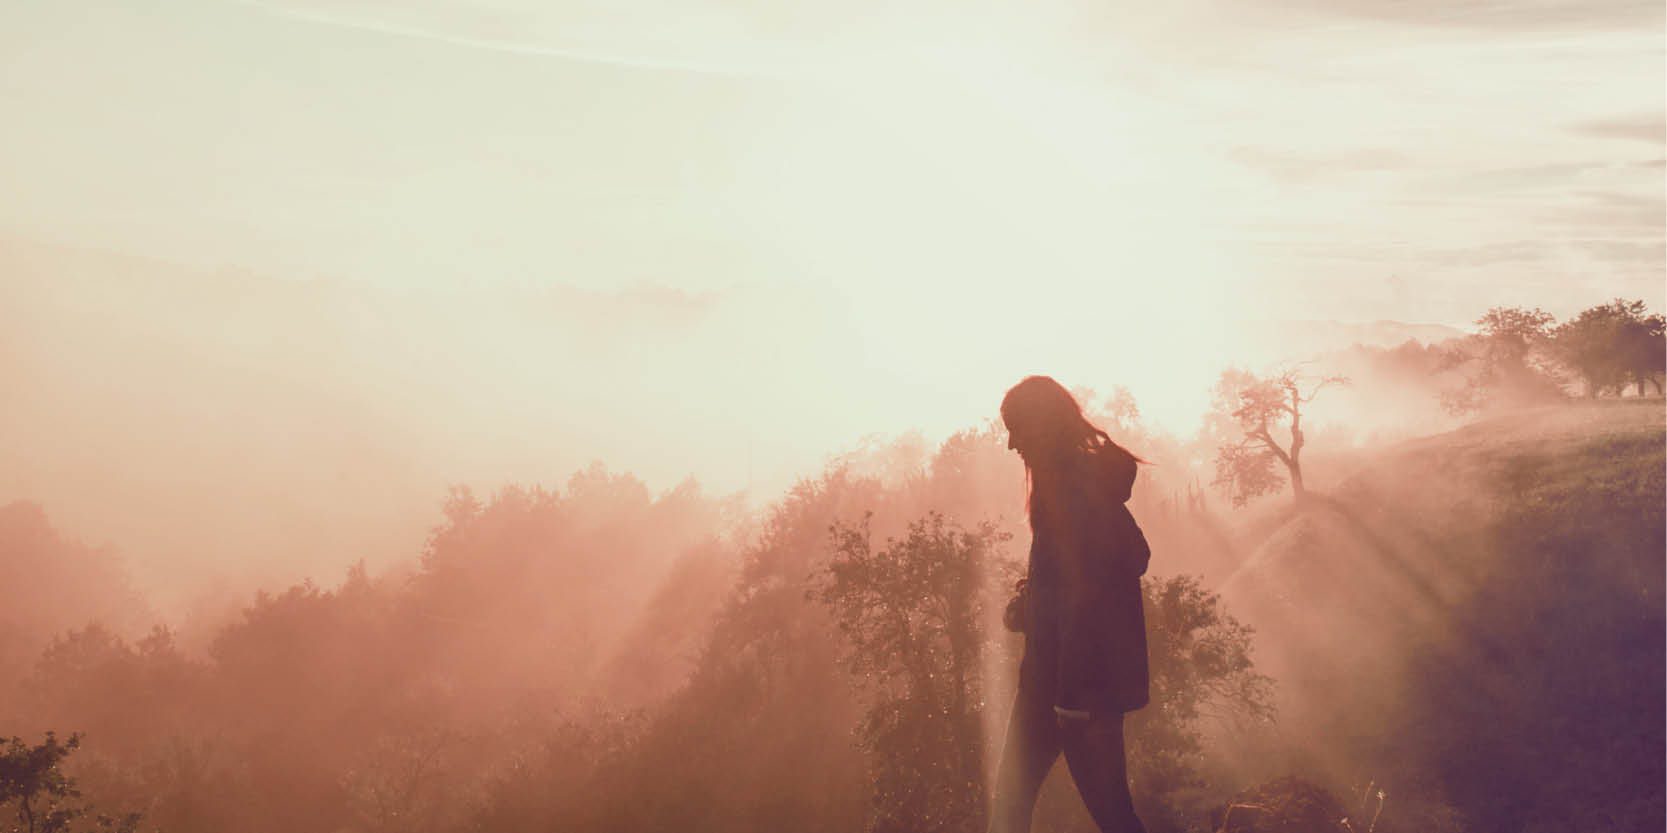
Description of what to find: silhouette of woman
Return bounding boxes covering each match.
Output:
[989,376,1149,833]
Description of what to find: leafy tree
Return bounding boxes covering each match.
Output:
[340,728,469,833]
[1124,575,1273,831]
[1211,369,1347,506]
[589,468,880,833]
[25,623,202,761]
[1553,299,1664,397]
[1555,301,1634,397]
[1618,307,1666,396]
[1474,306,1556,368]
[1439,306,1563,412]
[0,733,141,833]
[407,470,731,712]
[0,502,154,674]
[812,512,1013,833]
[921,423,1026,539]
[1073,385,1141,434]
[812,512,1273,833]
[467,712,646,833]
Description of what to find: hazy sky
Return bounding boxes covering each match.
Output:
[1,0,1661,597]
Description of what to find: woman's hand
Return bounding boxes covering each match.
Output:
[1053,705,1091,730]
[1002,578,1030,633]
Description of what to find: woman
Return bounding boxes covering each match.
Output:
[989,375,1149,833]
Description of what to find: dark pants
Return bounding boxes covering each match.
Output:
[987,685,1146,833]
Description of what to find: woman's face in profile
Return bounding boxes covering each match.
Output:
[1004,415,1037,459]
[1007,408,1073,468]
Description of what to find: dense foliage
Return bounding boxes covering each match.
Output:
[1,733,141,833]
[3,308,1661,832]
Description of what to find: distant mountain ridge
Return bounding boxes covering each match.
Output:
[1243,318,1468,364]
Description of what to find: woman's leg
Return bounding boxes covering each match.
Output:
[987,687,1060,833]
[1060,712,1146,833]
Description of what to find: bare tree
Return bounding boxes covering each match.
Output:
[1212,368,1347,506]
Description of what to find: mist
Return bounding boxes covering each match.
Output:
[2,233,1377,615]
[3,1,1664,831]
[4,270,1663,830]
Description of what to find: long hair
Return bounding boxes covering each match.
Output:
[1001,375,1141,519]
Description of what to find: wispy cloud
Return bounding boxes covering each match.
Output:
[1570,113,1666,144]
[230,0,807,79]
[1569,239,1666,265]
[1227,146,1409,185]
[1547,190,1667,230]
[1267,0,1662,32]
[1420,240,1547,268]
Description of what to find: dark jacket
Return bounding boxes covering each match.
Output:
[1018,445,1150,714]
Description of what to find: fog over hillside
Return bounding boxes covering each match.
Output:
[1,2,1660,828]
[2,235,1481,610]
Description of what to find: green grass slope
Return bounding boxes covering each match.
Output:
[1218,401,1664,832]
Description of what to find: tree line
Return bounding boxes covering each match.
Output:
[4,296,1658,832]
[1,406,1269,833]
[1209,298,1662,507]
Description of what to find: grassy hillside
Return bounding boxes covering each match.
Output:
[1218,401,1664,832]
